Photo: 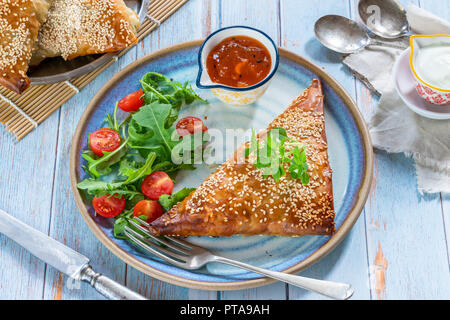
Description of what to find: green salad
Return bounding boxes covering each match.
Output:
[77,72,209,239]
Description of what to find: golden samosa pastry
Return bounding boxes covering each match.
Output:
[30,0,140,66]
[0,0,52,94]
[149,79,336,237]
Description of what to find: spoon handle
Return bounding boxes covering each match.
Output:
[369,39,407,50]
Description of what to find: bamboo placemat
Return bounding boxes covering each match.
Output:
[0,0,188,141]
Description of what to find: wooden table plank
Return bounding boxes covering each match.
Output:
[280,0,371,300]
[417,0,450,268]
[363,152,449,299]
[350,0,450,299]
[0,114,59,299]
[442,194,450,265]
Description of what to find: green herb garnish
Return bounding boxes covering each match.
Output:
[245,127,310,184]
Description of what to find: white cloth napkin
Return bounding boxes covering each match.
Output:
[343,4,450,194]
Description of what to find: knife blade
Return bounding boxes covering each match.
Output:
[0,209,146,300]
[0,209,89,279]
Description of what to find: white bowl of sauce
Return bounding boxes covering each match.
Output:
[410,35,450,106]
[197,26,279,105]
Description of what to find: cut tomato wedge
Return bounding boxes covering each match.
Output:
[117,89,144,112]
[176,116,208,137]
[89,128,121,156]
[141,171,174,200]
[92,194,125,218]
[133,200,163,223]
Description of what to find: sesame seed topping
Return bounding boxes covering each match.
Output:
[0,0,47,92]
[31,0,139,62]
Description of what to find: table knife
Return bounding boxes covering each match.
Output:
[0,209,147,300]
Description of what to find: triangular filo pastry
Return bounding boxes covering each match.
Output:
[150,79,335,237]
[30,0,140,66]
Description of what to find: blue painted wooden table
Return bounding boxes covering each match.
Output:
[0,0,449,300]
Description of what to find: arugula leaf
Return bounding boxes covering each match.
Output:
[76,179,122,194]
[113,210,133,238]
[158,187,196,211]
[118,154,154,179]
[120,152,156,185]
[129,103,176,161]
[118,157,140,177]
[141,72,207,106]
[113,210,149,239]
[76,180,143,199]
[127,104,207,173]
[127,119,153,143]
[140,72,207,127]
[96,189,144,200]
[105,113,115,130]
[77,152,157,195]
[82,138,129,178]
[103,102,130,132]
[124,193,146,210]
[128,72,209,163]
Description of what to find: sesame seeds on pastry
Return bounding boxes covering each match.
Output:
[0,0,51,93]
[31,0,140,65]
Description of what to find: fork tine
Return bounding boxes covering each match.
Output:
[128,220,190,255]
[134,217,149,227]
[124,229,184,267]
[133,217,193,250]
[164,236,195,250]
[124,227,188,266]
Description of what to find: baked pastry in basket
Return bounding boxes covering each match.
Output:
[0,0,52,94]
[30,0,140,65]
[149,79,336,237]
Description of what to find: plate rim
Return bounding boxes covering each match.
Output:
[69,40,374,290]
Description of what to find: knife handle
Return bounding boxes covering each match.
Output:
[80,266,147,300]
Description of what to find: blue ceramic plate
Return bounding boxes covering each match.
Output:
[70,41,373,290]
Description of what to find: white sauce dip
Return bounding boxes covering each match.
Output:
[415,44,450,89]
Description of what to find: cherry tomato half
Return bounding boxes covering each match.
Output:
[133,200,163,223]
[176,116,208,137]
[92,194,126,218]
[141,171,174,200]
[89,128,121,156]
[117,89,144,112]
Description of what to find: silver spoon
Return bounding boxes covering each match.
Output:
[314,15,405,54]
[358,0,411,39]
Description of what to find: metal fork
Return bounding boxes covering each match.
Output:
[124,219,354,300]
